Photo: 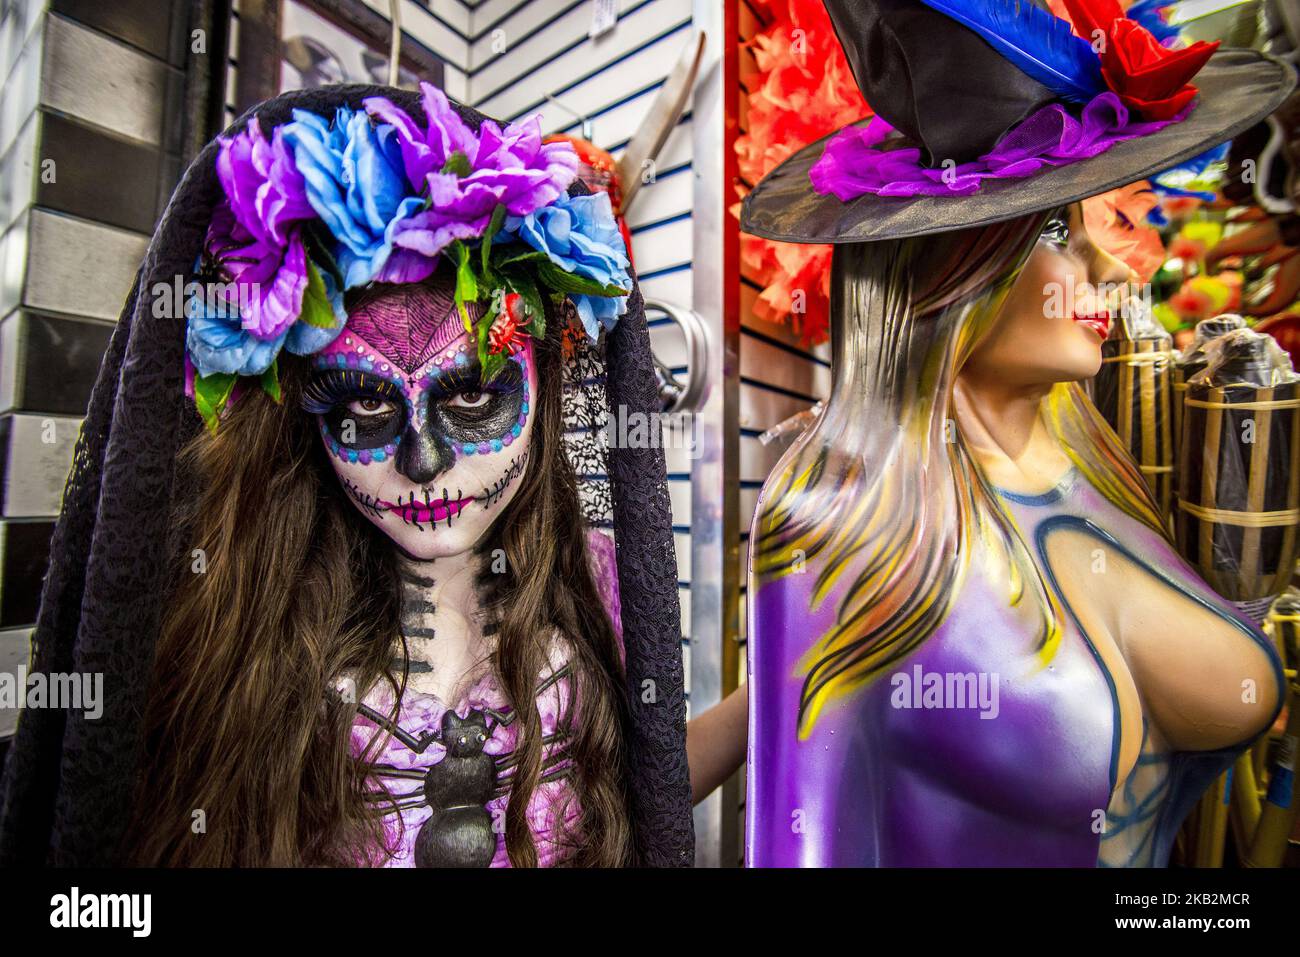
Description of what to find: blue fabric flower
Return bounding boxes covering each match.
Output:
[284,270,348,355]
[185,273,345,377]
[506,191,632,339]
[186,292,284,377]
[282,107,425,289]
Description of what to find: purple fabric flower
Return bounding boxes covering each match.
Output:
[206,118,315,339]
[363,83,480,189]
[361,83,579,278]
[809,92,1189,200]
[205,201,311,341]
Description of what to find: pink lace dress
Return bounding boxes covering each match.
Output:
[349,530,623,867]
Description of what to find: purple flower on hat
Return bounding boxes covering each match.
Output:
[808,92,1186,200]
[281,106,428,288]
[206,119,316,339]
[361,82,580,280]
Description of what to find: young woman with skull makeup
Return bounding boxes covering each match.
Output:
[127,269,639,867]
[0,85,696,868]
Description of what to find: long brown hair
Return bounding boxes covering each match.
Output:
[126,314,634,867]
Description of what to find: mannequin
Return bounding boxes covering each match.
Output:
[737,0,1293,868]
[745,204,1285,866]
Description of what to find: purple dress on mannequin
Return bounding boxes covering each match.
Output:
[746,467,1284,867]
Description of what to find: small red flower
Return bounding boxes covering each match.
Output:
[1062,0,1218,121]
[488,292,532,356]
[1168,284,1214,321]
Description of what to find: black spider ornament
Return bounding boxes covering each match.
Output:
[356,667,575,868]
[414,710,495,867]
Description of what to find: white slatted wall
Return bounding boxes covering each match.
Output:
[459,0,698,698]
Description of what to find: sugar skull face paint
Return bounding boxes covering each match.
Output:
[303,278,536,560]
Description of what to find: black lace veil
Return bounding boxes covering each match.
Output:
[0,85,693,867]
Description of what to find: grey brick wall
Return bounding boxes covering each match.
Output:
[0,0,210,740]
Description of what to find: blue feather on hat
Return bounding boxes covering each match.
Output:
[919,0,1106,103]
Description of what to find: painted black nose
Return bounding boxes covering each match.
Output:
[394,422,453,484]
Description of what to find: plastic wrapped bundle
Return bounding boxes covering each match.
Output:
[1269,589,1300,673]
[1094,297,1176,515]
[1173,314,1248,449]
[1176,329,1300,602]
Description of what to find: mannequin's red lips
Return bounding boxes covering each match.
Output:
[379,494,475,526]
[1072,311,1110,340]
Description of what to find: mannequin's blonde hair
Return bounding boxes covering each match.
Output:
[753,212,1165,736]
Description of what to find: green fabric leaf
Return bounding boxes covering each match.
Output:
[302,223,344,289]
[259,358,282,404]
[535,260,627,297]
[193,372,238,435]
[481,349,507,385]
[474,301,505,383]
[451,240,479,333]
[504,270,546,341]
[441,151,471,177]
[300,259,338,329]
[480,204,507,285]
[494,247,549,268]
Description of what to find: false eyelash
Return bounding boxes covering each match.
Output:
[426,360,523,399]
[301,369,403,414]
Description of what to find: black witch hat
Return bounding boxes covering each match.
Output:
[741,0,1296,244]
[0,85,694,867]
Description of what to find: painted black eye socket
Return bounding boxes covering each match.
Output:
[427,361,525,444]
[302,369,406,449]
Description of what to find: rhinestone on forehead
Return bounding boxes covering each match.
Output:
[342,283,484,375]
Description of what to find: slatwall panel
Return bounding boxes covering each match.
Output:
[733,0,833,863]
[0,0,197,747]
[0,0,45,749]
[357,0,470,100]
[464,0,697,698]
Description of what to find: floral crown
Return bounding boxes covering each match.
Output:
[184,83,632,433]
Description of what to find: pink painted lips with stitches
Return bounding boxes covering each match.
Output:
[379,491,476,526]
